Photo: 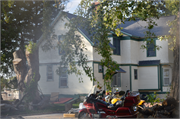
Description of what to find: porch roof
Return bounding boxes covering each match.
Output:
[114,67,126,74]
[139,60,160,66]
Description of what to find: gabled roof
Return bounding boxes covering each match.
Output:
[66,12,175,39]
[118,16,175,38]
[65,12,115,49]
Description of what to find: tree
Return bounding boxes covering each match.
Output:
[1,0,62,78]
[1,0,69,104]
[161,0,179,101]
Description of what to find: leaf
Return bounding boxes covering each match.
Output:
[146,4,151,9]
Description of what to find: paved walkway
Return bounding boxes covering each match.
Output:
[22,113,64,119]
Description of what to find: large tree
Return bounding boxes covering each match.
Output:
[1,0,62,78]
[1,0,69,104]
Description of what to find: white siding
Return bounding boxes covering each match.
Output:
[139,66,158,89]
[121,66,130,91]
[93,63,104,88]
[38,17,94,95]
[121,40,132,63]
[139,39,172,63]
[39,63,93,95]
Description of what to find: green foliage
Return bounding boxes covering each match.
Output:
[1,77,8,90]
[146,92,164,105]
[41,0,68,52]
[25,41,37,54]
[1,76,18,91]
[1,0,65,78]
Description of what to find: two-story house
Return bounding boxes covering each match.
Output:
[37,11,174,96]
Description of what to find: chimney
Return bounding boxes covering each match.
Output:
[91,0,100,13]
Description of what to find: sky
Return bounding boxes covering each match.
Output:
[64,0,82,14]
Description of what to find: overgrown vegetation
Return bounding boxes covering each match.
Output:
[146,92,165,105]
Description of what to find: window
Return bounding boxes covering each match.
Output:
[47,65,53,81]
[134,69,138,80]
[98,64,103,73]
[147,40,156,57]
[113,37,120,55]
[111,73,121,87]
[59,67,68,88]
[163,69,170,86]
[58,35,65,55]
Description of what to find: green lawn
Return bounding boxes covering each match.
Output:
[72,103,80,108]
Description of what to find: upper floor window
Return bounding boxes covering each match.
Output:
[47,65,53,81]
[59,67,68,88]
[113,37,120,55]
[58,35,65,55]
[147,40,156,57]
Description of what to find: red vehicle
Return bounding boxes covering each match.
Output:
[78,86,140,118]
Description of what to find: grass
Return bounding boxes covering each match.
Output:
[72,103,80,108]
[72,101,82,108]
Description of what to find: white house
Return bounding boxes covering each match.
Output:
[37,11,174,96]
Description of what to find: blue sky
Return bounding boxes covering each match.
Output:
[64,0,81,14]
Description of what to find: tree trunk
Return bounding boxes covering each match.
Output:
[13,45,41,104]
[170,14,180,101]
[13,49,27,99]
[170,39,179,101]
[24,47,41,103]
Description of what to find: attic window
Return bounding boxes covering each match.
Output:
[98,64,103,73]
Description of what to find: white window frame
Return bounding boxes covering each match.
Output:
[59,67,68,88]
[163,68,170,86]
[98,64,103,73]
[47,65,53,82]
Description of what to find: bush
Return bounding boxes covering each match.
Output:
[146,92,163,105]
